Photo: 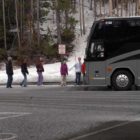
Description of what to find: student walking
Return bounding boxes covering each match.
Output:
[70,57,82,85]
[20,58,29,87]
[6,56,13,88]
[36,58,44,86]
[60,60,68,86]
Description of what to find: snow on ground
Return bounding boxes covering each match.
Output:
[0,3,94,85]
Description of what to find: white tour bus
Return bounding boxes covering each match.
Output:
[85,17,140,90]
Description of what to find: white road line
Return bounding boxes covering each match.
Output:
[0,133,17,140]
[0,112,31,140]
[0,112,31,120]
[0,112,30,115]
[69,118,140,140]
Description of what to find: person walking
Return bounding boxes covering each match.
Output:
[36,57,44,86]
[20,58,29,87]
[60,60,68,86]
[6,56,13,88]
[70,57,82,85]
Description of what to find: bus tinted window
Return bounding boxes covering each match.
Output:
[125,20,140,42]
[89,42,105,59]
[86,18,140,60]
[93,22,104,40]
[104,20,125,41]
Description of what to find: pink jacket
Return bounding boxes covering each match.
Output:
[60,63,68,76]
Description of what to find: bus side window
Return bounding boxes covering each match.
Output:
[96,44,105,58]
[90,42,96,58]
[90,43,105,58]
[90,42,94,54]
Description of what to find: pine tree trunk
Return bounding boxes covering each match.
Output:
[65,10,68,29]
[124,0,128,16]
[138,0,140,15]
[103,0,105,17]
[82,0,85,34]
[116,0,119,16]
[52,1,55,24]
[121,0,123,16]
[15,0,21,48]
[79,0,82,36]
[30,0,34,46]
[2,0,7,49]
[23,0,25,33]
[37,0,40,47]
[89,0,93,10]
[131,0,133,16]
[128,0,131,16]
[93,0,97,20]
[99,0,102,16]
[55,0,61,43]
[109,0,113,16]
[20,0,23,42]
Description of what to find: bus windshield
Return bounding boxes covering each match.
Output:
[85,18,140,60]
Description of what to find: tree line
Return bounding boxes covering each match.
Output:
[0,0,140,61]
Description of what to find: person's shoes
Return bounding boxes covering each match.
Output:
[6,86,12,88]
[10,86,12,88]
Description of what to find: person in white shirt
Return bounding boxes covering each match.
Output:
[70,57,82,85]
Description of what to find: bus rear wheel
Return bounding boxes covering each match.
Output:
[112,70,133,90]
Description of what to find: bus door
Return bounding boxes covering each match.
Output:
[86,42,106,86]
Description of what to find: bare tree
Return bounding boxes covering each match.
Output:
[2,0,7,49]
[82,0,85,34]
[138,0,140,15]
[120,0,123,16]
[89,0,93,10]
[109,0,113,16]
[128,0,131,16]
[79,0,82,35]
[99,0,102,16]
[30,0,34,46]
[15,0,21,48]
[37,0,40,46]
[20,0,23,41]
[93,0,97,20]
[55,0,61,43]
[116,0,119,16]
[138,0,140,14]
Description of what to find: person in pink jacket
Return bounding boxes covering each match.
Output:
[60,60,68,86]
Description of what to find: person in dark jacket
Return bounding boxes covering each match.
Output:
[6,56,13,88]
[36,57,44,86]
[60,60,68,86]
[20,58,29,87]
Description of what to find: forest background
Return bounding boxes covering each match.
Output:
[0,0,140,65]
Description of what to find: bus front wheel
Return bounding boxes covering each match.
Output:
[112,70,133,90]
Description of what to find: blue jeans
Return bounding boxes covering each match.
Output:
[37,72,43,85]
[7,74,13,88]
[21,73,27,87]
[75,72,81,85]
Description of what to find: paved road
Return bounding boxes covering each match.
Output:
[0,85,139,140]
[70,121,140,140]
